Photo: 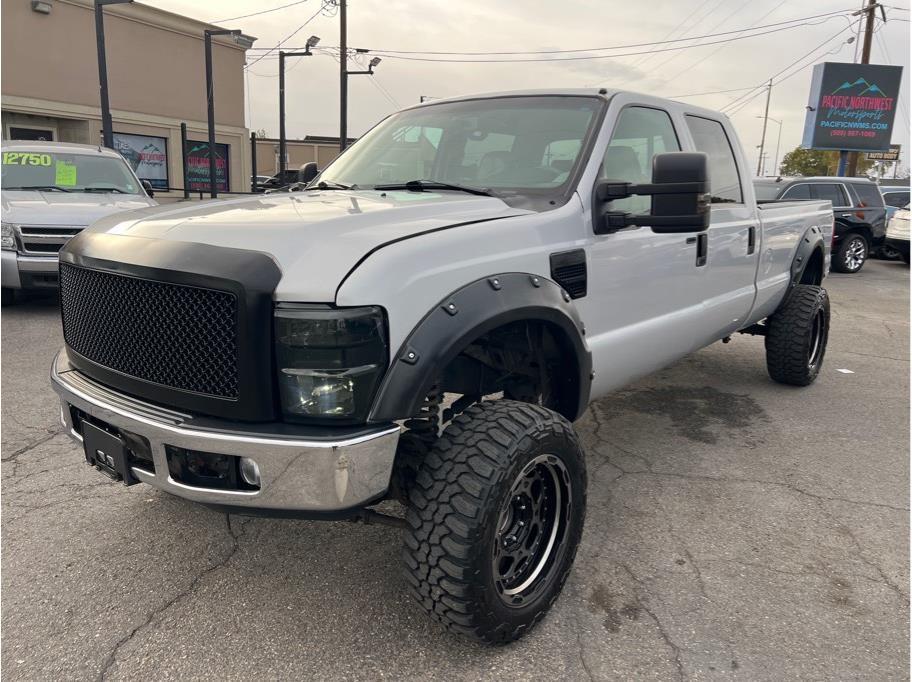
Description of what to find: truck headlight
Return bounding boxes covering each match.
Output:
[1,223,15,250]
[275,305,388,423]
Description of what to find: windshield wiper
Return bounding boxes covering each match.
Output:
[298,180,354,191]
[82,187,128,194]
[373,180,493,197]
[7,185,73,192]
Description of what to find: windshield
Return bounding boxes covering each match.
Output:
[1,150,141,194]
[318,96,602,198]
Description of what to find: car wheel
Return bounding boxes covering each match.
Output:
[833,234,868,273]
[402,399,586,644]
[1,288,15,306]
[765,284,830,386]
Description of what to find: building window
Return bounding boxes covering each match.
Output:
[113,132,169,190]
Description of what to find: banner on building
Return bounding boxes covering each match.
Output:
[802,62,904,152]
[113,132,169,189]
[186,140,230,192]
[866,144,901,162]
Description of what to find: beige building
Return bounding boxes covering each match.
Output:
[253,135,354,176]
[1,0,254,199]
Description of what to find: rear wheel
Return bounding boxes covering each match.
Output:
[765,284,830,386]
[402,400,586,644]
[833,234,868,273]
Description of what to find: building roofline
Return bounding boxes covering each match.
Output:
[57,0,256,49]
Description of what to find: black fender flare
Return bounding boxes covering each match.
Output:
[789,225,826,289]
[368,273,592,423]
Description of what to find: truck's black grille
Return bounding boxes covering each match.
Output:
[59,263,239,399]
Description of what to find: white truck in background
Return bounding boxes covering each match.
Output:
[51,89,833,643]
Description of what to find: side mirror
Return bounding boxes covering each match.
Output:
[595,152,710,234]
[141,179,155,198]
[300,161,319,184]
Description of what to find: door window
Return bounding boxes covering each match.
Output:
[684,115,743,203]
[781,184,811,200]
[884,191,910,208]
[852,182,885,208]
[601,106,680,213]
[810,184,849,208]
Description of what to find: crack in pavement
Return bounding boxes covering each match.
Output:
[575,627,597,682]
[587,430,909,514]
[620,563,686,681]
[1,429,64,478]
[95,514,250,681]
[704,558,904,593]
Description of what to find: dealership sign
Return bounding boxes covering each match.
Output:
[866,144,901,162]
[186,141,230,192]
[802,62,903,152]
[113,132,169,189]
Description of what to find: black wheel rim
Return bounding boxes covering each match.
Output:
[492,454,571,607]
[808,308,825,368]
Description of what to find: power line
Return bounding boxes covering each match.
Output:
[621,0,726,75]
[244,8,858,56]
[670,85,762,98]
[213,0,310,24]
[657,0,790,88]
[245,3,326,70]
[305,16,857,64]
[640,0,748,78]
[720,20,860,115]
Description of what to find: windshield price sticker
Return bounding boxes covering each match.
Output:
[55,160,78,186]
[2,152,52,166]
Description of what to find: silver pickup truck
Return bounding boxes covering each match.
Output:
[51,89,833,643]
[1,141,156,305]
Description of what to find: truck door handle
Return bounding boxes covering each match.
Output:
[747,226,756,255]
[695,233,708,267]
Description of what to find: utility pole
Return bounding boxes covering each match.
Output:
[204,28,242,198]
[756,79,772,176]
[339,0,348,153]
[845,0,882,176]
[93,0,132,149]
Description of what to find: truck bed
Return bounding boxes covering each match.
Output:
[749,199,834,323]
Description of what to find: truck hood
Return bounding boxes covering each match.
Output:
[1,190,156,226]
[84,190,530,300]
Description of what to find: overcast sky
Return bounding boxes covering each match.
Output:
[145,0,911,175]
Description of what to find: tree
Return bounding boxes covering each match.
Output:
[779,147,875,177]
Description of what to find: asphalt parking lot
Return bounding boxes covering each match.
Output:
[2,260,909,681]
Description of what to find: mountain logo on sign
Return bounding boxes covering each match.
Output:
[831,77,886,96]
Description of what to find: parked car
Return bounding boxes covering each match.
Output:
[754,176,886,273]
[51,89,833,643]
[885,203,910,264]
[880,185,910,221]
[250,174,272,188]
[1,141,157,305]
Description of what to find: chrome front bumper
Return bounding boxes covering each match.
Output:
[50,350,401,513]
[2,250,59,289]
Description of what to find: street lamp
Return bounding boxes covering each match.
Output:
[204,28,246,198]
[279,35,320,177]
[757,116,783,176]
[340,56,382,153]
[93,0,133,149]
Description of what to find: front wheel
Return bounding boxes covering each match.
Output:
[832,233,868,273]
[765,284,830,386]
[402,400,586,644]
